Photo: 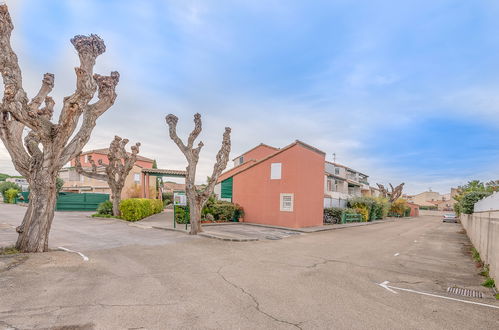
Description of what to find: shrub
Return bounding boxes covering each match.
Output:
[119,198,163,221]
[211,201,237,221]
[324,207,343,224]
[354,205,369,222]
[162,192,173,206]
[4,188,18,204]
[175,206,189,224]
[205,213,215,221]
[96,200,113,215]
[482,278,495,288]
[0,181,21,202]
[233,204,245,221]
[348,196,389,221]
[459,191,492,214]
[390,199,408,216]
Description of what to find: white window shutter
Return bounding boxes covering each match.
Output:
[271,163,282,180]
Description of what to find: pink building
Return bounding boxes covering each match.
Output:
[216,141,326,228]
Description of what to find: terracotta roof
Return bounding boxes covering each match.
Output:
[80,148,154,163]
[232,143,280,161]
[218,140,325,183]
[142,168,187,176]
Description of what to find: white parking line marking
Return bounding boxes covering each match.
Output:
[58,246,89,261]
[394,252,400,256]
[377,281,499,310]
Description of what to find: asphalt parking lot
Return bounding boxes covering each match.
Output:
[1,206,498,329]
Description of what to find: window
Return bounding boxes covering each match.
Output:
[334,167,340,175]
[327,178,333,192]
[238,156,244,165]
[84,155,89,163]
[134,173,140,183]
[270,163,282,180]
[280,193,294,212]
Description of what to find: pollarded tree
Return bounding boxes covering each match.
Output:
[376,183,405,203]
[0,5,119,252]
[166,113,231,234]
[74,136,140,217]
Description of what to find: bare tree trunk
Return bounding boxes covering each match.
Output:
[15,169,57,252]
[188,198,203,234]
[111,191,121,217]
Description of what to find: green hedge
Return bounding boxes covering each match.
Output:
[347,196,391,221]
[119,198,163,221]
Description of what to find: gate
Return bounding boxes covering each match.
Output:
[56,192,109,211]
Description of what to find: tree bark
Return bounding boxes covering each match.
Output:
[15,168,57,252]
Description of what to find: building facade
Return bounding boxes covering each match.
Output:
[216,141,376,228]
[60,148,157,199]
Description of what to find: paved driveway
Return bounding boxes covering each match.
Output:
[0,204,193,251]
[1,214,498,329]
[205,224,303,240]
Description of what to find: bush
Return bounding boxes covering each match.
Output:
[119,198,163,221]
[175,206,189,224]
[324,207,343,224]
[459,191,492,214]
[97,200,113,215]
[162,192,173,206]
[202,197,244,222]
[0,181,21,202]
[211,201,237,221]
[390,199,408,217]
[354,205,369,222]
[4,188,18,204]
[348,196,389,221]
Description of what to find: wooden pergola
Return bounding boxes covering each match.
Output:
[141,168,186,199]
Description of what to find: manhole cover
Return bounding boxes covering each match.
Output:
[447,287,483,298]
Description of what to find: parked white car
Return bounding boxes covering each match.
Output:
[442,213,458,223]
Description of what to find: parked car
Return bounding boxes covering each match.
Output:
[442,213,458,223]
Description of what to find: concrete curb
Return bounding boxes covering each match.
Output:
[151,226,189,234]
[199,232,259,242]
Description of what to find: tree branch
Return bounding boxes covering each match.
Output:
[74,153,107,181]
[59,71,120,166]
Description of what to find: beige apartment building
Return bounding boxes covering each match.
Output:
[59,164,158,199]
[407,189,457,211]
[324,161,373,208]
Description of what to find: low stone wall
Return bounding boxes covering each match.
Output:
[418,209,448,217]
[461,211,499,283]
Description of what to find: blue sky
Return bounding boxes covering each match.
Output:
[1,0,498,194]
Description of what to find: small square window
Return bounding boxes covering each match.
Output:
[280,193,294,212]
[238,156,244,165]
[334,167,340,175]
[271,163,282,180]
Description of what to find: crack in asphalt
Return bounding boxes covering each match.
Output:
[217,266,304,329]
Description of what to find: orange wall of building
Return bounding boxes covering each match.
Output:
[241,145,278,162]
[233,144,325,228]
[70,153,153,169]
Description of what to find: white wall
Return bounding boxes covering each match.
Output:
[461,212,499,285]
[474,192,499,212]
